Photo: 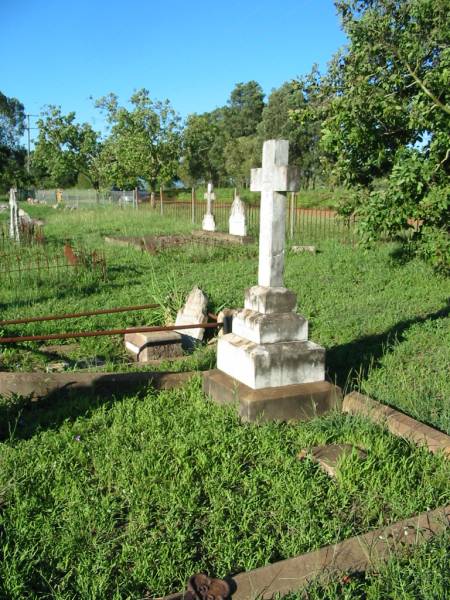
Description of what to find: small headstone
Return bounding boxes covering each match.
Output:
[18,208,32,224]
[175,286,208,345]
[292,245,316,254]
[297,444,367,478]
[202,182,216,232]
[228,193,247,237]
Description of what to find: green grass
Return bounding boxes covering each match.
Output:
[0,205,449,598]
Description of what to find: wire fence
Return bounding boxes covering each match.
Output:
[19,188,358,245]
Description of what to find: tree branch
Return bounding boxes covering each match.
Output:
[403,61,450,116]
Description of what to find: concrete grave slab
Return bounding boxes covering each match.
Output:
[297,443,367,478]
[125,330,183,362]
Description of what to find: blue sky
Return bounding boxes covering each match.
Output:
[1,0,346,141]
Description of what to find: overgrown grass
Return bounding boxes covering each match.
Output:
[0,205,449,598]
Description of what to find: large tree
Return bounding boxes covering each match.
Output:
[0,91,26,190]
[258,80,322,188]
[95,89,181,190]
[224,135,260,188]
[180,110,227,186]
[225,81,265,139]
[303,0,449,269]
[32,106,100,188]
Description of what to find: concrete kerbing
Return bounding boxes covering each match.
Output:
[0,370,194,400]
[343,391,450,457]
[230,505,450,600]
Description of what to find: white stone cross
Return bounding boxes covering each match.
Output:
[251,140,299,287]
[203,182,216,215]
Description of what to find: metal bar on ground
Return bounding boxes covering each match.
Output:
[0,303,161,326]
[0,322,222,343]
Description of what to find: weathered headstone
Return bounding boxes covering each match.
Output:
[202,182,216,232]
[229,193,247,237]
[174,286,208,345]
[124,286,208,362]
[204,140,341,421]
[9,187,19,241]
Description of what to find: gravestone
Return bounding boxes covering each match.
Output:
[9,187,19,241]
[124,286,208,362]
[203,140,341,421]
[229,193,247,237]
[202,182,216,232]
[174,286,208,346]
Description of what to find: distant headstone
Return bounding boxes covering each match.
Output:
[175,286,208,344]
[202,182,216,232]
[228,193,247,237]
[9,187,19,241]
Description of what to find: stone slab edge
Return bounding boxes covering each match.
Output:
[161,505,449,600]
[191,230,254,245]
[343,391,450,457]
[0,370,194,400]
[230,505,450,600]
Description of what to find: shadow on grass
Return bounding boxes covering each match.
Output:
[327,299,450,391]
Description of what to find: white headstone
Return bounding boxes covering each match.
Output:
[202,182,216,232]
[9,187,20,242]
[174,286,209,343]
[229,193,247,237]
[250,140,299,287]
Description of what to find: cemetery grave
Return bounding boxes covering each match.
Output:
[0,144,449,598]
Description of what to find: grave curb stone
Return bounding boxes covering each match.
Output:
[343,391,450,456]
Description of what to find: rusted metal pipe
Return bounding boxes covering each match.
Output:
[0,303,161,326]
[0,322,222,344]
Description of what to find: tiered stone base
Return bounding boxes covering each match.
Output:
[202,214,216,232]
[203,369,342,422]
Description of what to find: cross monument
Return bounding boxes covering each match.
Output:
[202,182,216,232]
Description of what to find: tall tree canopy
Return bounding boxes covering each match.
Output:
[225,81,265,139]
[32,107,100,188]
[0,91,26,190]
[292,0,449,269]
[95,89,181,190]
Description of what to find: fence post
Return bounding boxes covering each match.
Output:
[289,192,294,239]
[134,187,138,210]
[191,187,195,224]
[160,186,163,215]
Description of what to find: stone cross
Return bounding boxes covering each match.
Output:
[251,140,299,287]
[204,182,215,215]
[9,187,20,242]
[202,182,216,232]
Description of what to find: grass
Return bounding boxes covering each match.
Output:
[0,204,449,598]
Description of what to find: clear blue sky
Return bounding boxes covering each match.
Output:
[1,0,346,141]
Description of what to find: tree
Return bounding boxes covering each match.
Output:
[225,81,265,138]
[308,0,449,270]
[180,110,227,185]
[95,89,181,190]
[0,91,26,190]
[259,79,322,188]
[32,106,100,188]
[224,136,260,188]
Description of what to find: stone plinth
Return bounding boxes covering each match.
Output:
[217,334,325,389]
[203,369,341,422]
[125,331,183,362]
[232,309,308,344]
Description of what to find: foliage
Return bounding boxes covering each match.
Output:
[259,79,322,188]
[179,110,227,186]
[32,106,100,188]
[224,135,260,188]
[224,80,265,139]
[311,0,450,268]
[0,91,27,191]
[95,89,181,190]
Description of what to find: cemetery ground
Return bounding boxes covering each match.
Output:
[0,204,449,598]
